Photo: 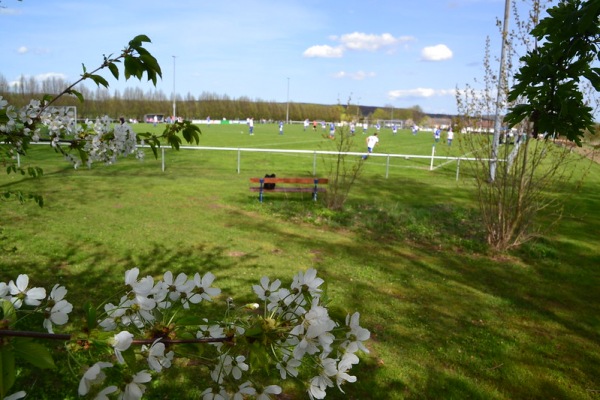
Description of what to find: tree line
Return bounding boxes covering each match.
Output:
[0,74,427,123]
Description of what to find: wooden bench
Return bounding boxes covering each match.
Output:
[249,177,328,202]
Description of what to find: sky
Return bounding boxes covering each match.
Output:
[1,0,525,115]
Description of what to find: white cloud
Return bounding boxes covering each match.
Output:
[336,32,414,52]
[303,45,344,58]
[17,46,28,54]
[304,32,414,58]
[388,88,456,99]
[35,72,67,81]
[332,70,376,80]
[421,44,453,61]
[9,72,68,88]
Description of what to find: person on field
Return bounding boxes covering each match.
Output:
[279,120,284,135]
[434,126,441,143]
[248,117,254,135]
[447,127,454,146]
[362,132,379,160]
[313,120,317,131]
[392,124,398,136]
[329,122,335,139]
[304,119,309,131]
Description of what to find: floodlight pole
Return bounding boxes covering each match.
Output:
[490,0,511,182]
[172,55,177,121]
[286,77,290,124]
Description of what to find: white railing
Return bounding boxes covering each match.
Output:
[22,143,503,181]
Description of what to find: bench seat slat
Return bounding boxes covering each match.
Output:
[249,178,328,184]
[249,187,327,193]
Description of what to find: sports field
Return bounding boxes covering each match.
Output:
[141,121,467,178]
[1,121,599,399]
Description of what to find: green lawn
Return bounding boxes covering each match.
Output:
[1,122,599,399]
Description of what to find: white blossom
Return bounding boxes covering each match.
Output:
[78,362,113,395]
[255,385,282,400]
[253,276,282,302]
[120,370,151,400]
[8,274,46,309]
[43,284,73,333]
[112,331,134,364]
[143,339,174,372]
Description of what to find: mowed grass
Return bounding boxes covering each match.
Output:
[1,122,599,399]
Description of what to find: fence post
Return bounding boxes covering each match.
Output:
[456,158,461,181]
[161,148,165,172]
[237,149,241,174]
[313,151,317,176]
[385,155,390,179]
[429,145,435,171]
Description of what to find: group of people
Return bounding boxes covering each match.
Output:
[433,126,454,146]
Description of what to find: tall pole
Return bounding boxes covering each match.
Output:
[286,77,290,124]
[490,0,511,182]
[172,56,177,121]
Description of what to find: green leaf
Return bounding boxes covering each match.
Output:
[0,300,17,325]
[12,339,56,370]
[68,89,85,103]
[84,302,97,330]
[88,74,109,89]
[108,62,119,80]
[0,345,16,397]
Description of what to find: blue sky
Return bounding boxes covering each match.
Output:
[2,0,521,115]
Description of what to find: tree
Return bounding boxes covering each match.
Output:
[456,0,593,250]
[504,0,600,145]
[1,35,201,205]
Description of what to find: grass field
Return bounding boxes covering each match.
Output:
[1,122,599,399]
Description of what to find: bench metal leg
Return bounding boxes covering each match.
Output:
[259,178,264,203]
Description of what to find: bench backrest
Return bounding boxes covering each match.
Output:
[249,178,329,184]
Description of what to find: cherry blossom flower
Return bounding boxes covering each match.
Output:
[224,355,249,380]
[343,312,370,353]
[78,362,113,395]
[189,272,221,304]
[334,357,357,392]
[95,385,118,400]
[275,355,301,379]
[112,331,134,364]
[124,268,156,311]
[142,339,174,372]
[99,298,133,331]
[43,284,73,333]
[160,271,193,303]
[255,385,282,400]
[308,373,333,400]
[253,276,282,302]
[121,370,151,400]
[291,268,324,296]
[200,386,228,400]
[8,274,46,309]
[233,381,256,400]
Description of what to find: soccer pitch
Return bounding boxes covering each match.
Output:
[141,121,468,178]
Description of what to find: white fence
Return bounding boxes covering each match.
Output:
[22,143,502,181]
[148,145,500,181]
